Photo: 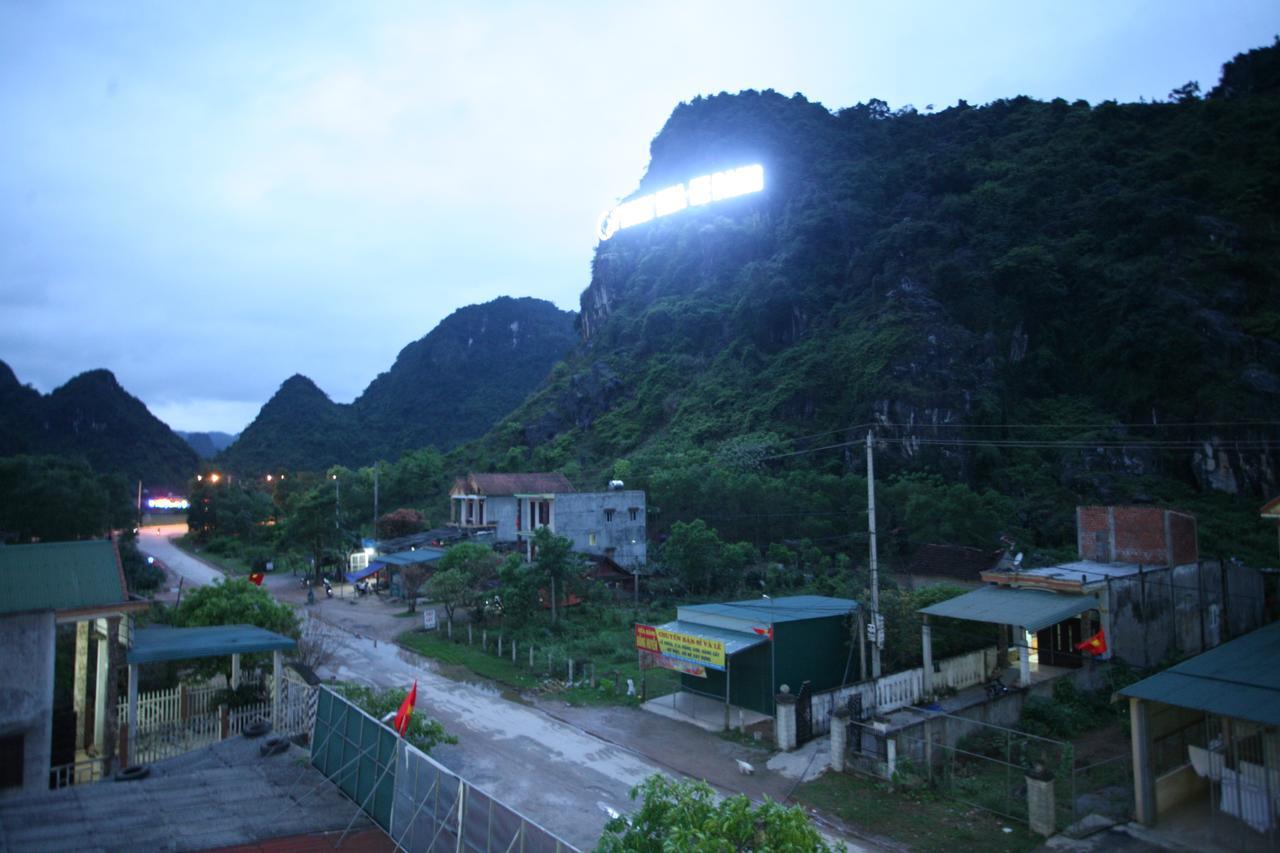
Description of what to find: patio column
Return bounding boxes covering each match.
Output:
[1017,625,1032,688]
[921,616,934,696]
[272,650,282,725]
[74,621,90,750]
[125,663,138,767]
[231,653,241,689]
[1130,696,1156,825]
[93,619,109,754]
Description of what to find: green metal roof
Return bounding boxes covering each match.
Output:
[653,620,767,657]
[128,625,296,664]
[1119,621,1280,726]
[918,585,1099,632]
[681,595,858,625]
[0,540,129,616]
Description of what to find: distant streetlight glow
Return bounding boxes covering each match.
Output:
[598,164,764,241]
[209,472,221,483]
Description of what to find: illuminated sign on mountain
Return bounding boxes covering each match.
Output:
[597,164,764,241]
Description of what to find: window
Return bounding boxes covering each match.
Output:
[604,508,615,522]
[589,533,597,546]
[629,507,639,522]
[0,734,23,789]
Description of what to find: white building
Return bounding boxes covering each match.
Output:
[449,472,647,568]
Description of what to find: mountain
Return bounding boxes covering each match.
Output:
[219,297,577,473]
[177,431,238,459]
[0,361,199,491]
[464,41,1280,562]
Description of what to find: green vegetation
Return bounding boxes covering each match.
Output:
[797,771,1039,853]
[160,578,300,681]
[330,683,455,755]
[0,454,136,542]
[599,775,838,852]
[218,297,577,473]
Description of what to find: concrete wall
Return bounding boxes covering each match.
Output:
[0,611,56,797]
[1104,561,1265,667]
[488,496,518,541]
[555,491,646,567]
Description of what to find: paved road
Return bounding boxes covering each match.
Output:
[134,527,870,850]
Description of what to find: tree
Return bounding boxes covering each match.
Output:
[495,553,538,627]
[530,527,574,624]
[401,562,428,613]
[662,519,725,593]
[424,568,470,625]
[168,578,300,681]
[0,455,132,541]
[598,775,836,852]
[376,507,424,539]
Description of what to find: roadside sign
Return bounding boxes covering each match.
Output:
[638,649,707,678]
[423,609,438,631]
[635,624,725,670]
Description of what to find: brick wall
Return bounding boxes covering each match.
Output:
[1076,505,1199,565]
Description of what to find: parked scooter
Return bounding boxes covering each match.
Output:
[354,580,370,596]
[322,577,334,598]
[985,676,1011,700]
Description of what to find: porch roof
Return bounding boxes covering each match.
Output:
[128,624,296,664]
[1118,621,1280,726]
[653,620,768,657]
[918,585,1098,633]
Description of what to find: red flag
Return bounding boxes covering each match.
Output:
[1075,629,1107,656]
[248,572,265,586]
[752,625,774,640]
[393,681,417,736]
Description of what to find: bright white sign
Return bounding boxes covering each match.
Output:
[597,164,764,241]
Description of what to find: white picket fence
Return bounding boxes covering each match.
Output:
[810,646,998,735]
[121,673,316,767]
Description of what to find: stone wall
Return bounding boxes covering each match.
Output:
[0,611,55,796]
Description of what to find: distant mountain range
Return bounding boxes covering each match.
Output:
[176,431,238,459]
[0,360,199,491]
[216,296,577,473]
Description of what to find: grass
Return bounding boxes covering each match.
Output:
[171,535,252,575]
[395,603,682,706]
[796,772,1041,853]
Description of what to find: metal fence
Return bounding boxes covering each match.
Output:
[311,686,578,852]
[848,712,1132,832]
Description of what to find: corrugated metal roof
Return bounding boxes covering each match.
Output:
[1119,621,1280,726]
[128,625,296,664]
[0,539,129,615]
[652,620,767,656]
[681,595,858,625]
[370,547,447,568]
[918,585,1098,632]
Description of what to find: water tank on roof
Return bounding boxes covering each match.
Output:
[608,479,624,490]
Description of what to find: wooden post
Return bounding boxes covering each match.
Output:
[468,624,473,645]
[529,646,534,668]
[482,630,487,652]
[512,640,517,664]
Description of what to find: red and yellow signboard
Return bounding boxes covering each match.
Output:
[635,624,725,671]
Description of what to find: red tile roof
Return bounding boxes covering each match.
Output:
[451,472,575,496]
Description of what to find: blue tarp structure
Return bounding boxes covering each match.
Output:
[345,547,447,583]
[128,624,296,664]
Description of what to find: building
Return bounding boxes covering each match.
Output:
[1119,620,1280,850]
[0,540,149,796]
[449,472,646,567]
[918,506,1265,689]
[637,595,859,718]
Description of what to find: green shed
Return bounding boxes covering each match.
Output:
[654,595,858,717]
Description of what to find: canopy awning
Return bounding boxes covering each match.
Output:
[128,624,296,665]
[653,620,768,657]
[348,547,447,582]
[344,562,383,583]
[918,586,1099,633]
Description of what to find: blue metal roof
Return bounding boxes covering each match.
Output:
[128,625,296,664]
[918,586,1099,633]
[1119,621,1280,726]
[681,595,858,625]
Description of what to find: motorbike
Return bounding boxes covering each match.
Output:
[985,676,1011,700]
[322,577,334,598]
[354,579,370,596]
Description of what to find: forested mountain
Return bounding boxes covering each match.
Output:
[219,297,576,473]
[462,41,1280,563]
[177,430,237,459]
[0,360,199,491]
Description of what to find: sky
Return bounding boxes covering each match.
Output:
[2,2,1277,435]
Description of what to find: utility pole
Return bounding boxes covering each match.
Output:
[372,463,380,541]
[867,430,882,679]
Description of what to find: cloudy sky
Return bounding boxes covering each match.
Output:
[2,2,1277,434]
